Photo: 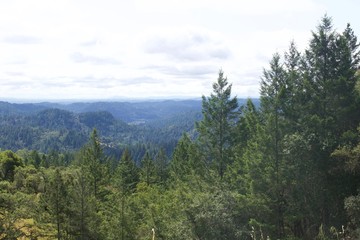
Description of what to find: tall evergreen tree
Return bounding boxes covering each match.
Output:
[234,99,260,154]
[68,169,97,240]
[41,169,68,240]
[113,148,139,240]
[140,151,156,186]
[227,99,261,193]
[333,23,360,133]
[154,148,169,184]
[196,69,239,179]
[302,15,360,227]
[82,129,106,199]
[170,133,204,180]
[260,53,288,238]
[283,41,305,129]
[115,148,139,194]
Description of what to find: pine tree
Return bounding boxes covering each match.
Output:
[68,168,97,240]
[42,169,68,240]
[302,15,360,227]
[260,53,288,238]
[82,129,106,199]
[227,99,261,193]
[171,133,192,178]
[235,99,261,153]
[115,148,139,194]
[154,148,169,184]
[140,151,156,186]
[113,148,139,240]
[252,16,360,237]
[171,133,205,181]
[283,41,305,129]
[196,69,239,179]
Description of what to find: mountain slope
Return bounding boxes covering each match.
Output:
[0,99,259,159]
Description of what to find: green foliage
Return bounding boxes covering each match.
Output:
[140,152,156,185]
[0,150,23,181]
[345,194,360,238]
[196,69,239,178]
[154,148,169,185]
[81,129,108,198]
[13,165,45,194]
[185,188,241,239]
[0,100,205,158]
[68,169,99,239]
[114,148,139,194]
[170,133,205,180]
[0,15,360,240]
[40,168,68,239]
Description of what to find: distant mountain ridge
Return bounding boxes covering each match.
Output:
[0,101,47,115]
[0,98,259,123]
[49,100,203,123]
[0,99,259,158]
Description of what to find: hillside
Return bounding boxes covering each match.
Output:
[36,99,204,123]
[0,99,258,160]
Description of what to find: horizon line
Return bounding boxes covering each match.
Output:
[0,96,259,104]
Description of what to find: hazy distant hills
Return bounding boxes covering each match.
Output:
[0,101,48,116]
[0,99,259,158]
[42,100,203,123]
[0,99,258,123]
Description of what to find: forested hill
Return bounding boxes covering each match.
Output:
[0,100,204,123]
[0,101,47,115]
[50,100,204,123]
[36,100,203,123]
[0,99,258,158]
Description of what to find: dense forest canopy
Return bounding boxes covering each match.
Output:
[1,16,360,239]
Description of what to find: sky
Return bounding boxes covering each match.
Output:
[0,0,359,102]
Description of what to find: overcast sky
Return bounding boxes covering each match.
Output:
[0,0,359,102]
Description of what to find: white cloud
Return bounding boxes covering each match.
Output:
[70,52,121,65]
[143,27,231,62]
[132,0,323,16]
[2,35,41,44]
[0,0,358,101]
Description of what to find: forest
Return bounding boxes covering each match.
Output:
[0,99,206,160]
[1,16,360,239]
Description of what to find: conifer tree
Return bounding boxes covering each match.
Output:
[260,53,288,238]
[114,148,139,240]
[227,99,261,193]
[171,133,194,180]
[154,148,169,184]
[82,129,106,199]
[196,69,239,179]
[68,169,97,240]
[302,15,360,227]
[115,148,139,194]
[171,133,205,181]
[140,151,156,186]
[42,169,68,240]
